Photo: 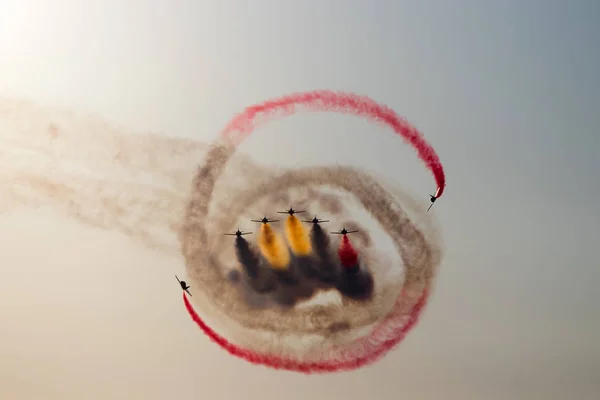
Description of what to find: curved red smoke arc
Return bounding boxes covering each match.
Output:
[183,289,428,373]
[183,90,445,373]
[221,90,446,197]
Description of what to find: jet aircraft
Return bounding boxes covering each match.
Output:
[225,228,252,237]
[331,227,359,236]
[427,188,442,212]
[175,275,192,296]
[302,216,329,225]
[277,207,305,216]
[251,215,279,224]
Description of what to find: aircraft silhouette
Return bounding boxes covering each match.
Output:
[427,188,442,212]
[302,215,329,225]
[175,275,192,296]
[331,227,359,236]
[277,207,305,216]
[427,194,437,212]
[224,228,252,237]
[251,215,279,224]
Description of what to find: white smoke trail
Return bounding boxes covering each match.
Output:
[0,97,269,253]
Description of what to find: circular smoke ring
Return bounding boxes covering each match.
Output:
[185,153,432,337]
[178,90,446,373]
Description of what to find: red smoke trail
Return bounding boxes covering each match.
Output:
[338,235,358,267]
[221,90,446,197]
[184,90,443,373]
[183,289,429,373]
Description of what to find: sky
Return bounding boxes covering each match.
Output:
[1,0,599,399]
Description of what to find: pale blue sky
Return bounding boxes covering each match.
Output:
[1,1,599,399]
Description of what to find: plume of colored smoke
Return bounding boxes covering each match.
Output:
[183,289,430,373]
[310,224,332,260]
[221,90,446,197]
[235,237,260,278]
[284,215,312,256]
[338,235,358,267]
[258,224,290,269]
[183,91,445,372]
[1,95,443,374]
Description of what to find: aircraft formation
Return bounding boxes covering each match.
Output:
[175,208,361,298]
[243,209,359,236]
[176,192,441,298]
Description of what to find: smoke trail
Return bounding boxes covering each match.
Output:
[180,91,446,372]
[284,215,312,256]
[220,90,446,197]
[1,94,445,374]
[338,235,359,267]
[183,288,429,372]
[231,236,278,307]
[233,237,261,279]
[287,223,339,285]
[311,224,334,261]
[257,224,290,270]
[308,224,339,284]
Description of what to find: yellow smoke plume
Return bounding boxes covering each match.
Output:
[284,215,312,256]
[258,223,290,270]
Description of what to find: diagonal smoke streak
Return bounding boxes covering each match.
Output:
[0,98,272,252]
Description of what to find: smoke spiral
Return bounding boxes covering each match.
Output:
[0,93,444,373]
[179,91,445,372]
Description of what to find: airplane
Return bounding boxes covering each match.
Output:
[224,228,252,237]
[330,227,359,236]
[427,194,437,212]
[175,275,192,296]
[251,215,279,224]
[427,187,442,212]
[302,215,330,225]
[277,207,305,216]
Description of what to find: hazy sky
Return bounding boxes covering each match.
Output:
[1,1,599,399]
